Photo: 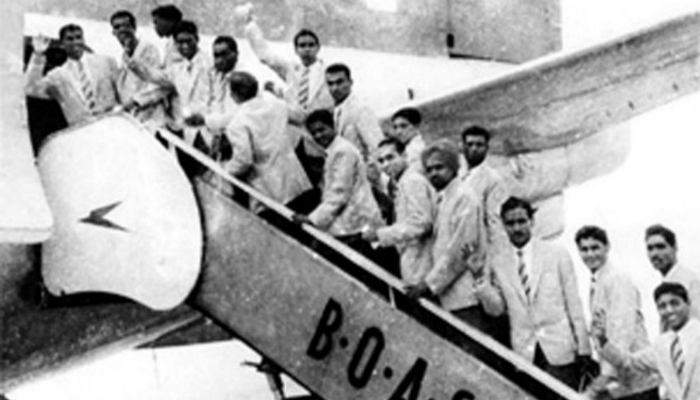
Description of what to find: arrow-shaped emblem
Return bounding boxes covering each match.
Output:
[80,201,127,232]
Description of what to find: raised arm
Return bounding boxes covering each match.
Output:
[25,36,58,100]
[243,17,291,81]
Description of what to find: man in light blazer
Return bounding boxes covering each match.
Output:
[325,63,384,164]
[110,10,166,126]
[576,225,660,400]
[460,126,510,250]
[594,282,700,400]
[363,138,437,284]
[404,140,503,336]
[489,196,592,394]
[645,224,700,331]
[26,24,119,126]
[223,72,311,213]
[292,109,383,261]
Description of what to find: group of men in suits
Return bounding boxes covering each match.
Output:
[24,4,700,400]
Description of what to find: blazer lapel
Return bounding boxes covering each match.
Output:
[529,240,545,301]
[681,320,700,397]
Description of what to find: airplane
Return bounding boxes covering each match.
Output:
[2,0,700,399]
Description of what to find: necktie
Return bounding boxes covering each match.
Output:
[671,333,685,382]
[76,60,95,112]
[517,249,531,301]
[298,67,310,108]
[334,107,342,134]
[590,274,597,305]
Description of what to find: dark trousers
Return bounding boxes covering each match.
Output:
[450,305,511,373]
[618,387,660,400]
[533,344,580,396]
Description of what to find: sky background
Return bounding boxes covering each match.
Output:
[9,0,700,399]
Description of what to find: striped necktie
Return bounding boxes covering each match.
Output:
[298,67,310,109]
[671,333,685,382]
[517,249,531,301]
[76,59,96,112]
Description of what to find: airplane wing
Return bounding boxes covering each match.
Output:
[386,11,700,156]
[4,7,700,397]
[0,3,52,243]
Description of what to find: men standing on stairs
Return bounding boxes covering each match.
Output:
[292,109,383,263]
[644,224,700,332]
[222,71,311,214]
[362,138,436,283]
[460,125,510,250]
[593,282,700,400]
[488,196,593,395]
[403,140,503,339]
[576,225,660,400]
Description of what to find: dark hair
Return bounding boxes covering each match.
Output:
[379,137,406,155]
[645,224,677,248]
[392,107,422,126]
[421,139,460,173]
[214,35,238,53]
[461,125,491,142]
[229,72,258,102]
[500,196,535,219]
[654,282,689,303]
[151,4,183,22]
[305,109,334,130]
[58,24,82,41]
[172,20,198,38]
[575,225,609,246]
[294,29,320,47]
[110,10,136,28]
[326,63,351,80]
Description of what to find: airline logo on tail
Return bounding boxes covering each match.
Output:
[80,201,127,232]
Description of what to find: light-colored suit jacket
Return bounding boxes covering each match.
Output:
[224,93,311,210]
[424,177,486,311]
[244,20,334,124]
[26,52,119,125]
[131,50,213,141]
[334,93,385,162]
[404,134,426,173]
[462,162,510,249]
[663,264,700,330]
[309,136,383,236]
[591,263,661,398]
[490,239,592,365]
[117,39,166,124]
[376,170,436,284]
[601,318,700,400]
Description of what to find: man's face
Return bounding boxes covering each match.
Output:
[646,234,677,275]
[111,16,136,51]
[391,117,417,143]
[656,293,690,332]
[502,207,533,248]
[295,34,319,66]
[152,16,175,37]
[577,237,609,272]
[307,121,336,149]
[377,145,406,180]
[213,42,237,74]
[424,153,456,191]
[326,71,352,105]
[462,134,489,167]
[175,32,198,60]
[61,29,85,60]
